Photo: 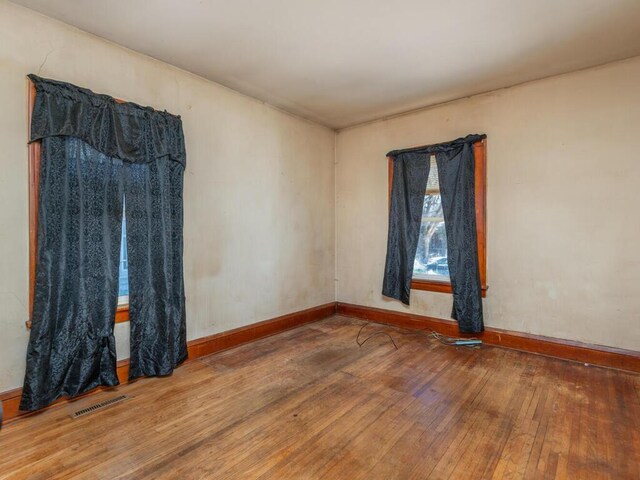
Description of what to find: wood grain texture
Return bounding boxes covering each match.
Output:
[474,139,487,294]
[115,305,130,323]
[409,277,455,294]
[337,302,640,373]
[26,80,39,330]
[0,302,336,424]
[0,315,637,479]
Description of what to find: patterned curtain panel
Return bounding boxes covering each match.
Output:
[382,151,432,305]
[383,134,485,333]
[20,75,187,411]
[125,158,186,380]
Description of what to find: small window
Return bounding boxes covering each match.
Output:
[387,139,487,296]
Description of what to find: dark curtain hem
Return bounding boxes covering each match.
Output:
[128,350,189,381]
[19,369,120,412]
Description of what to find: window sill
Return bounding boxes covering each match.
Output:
[115,306,129,323]
[411,279,487,298]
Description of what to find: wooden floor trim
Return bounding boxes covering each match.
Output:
[336,302,640,373]
[4,300,637,424]
[0,302,336,424]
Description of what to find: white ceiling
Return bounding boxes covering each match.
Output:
[12,0,640,129]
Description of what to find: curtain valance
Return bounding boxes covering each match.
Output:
[21,75,187,411]
[386,133,486,158]
[28,74,186,168]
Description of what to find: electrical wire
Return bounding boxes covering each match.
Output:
[356,323,398,349]
[354,322,482,350]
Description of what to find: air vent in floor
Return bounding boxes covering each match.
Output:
[70,395,130,419]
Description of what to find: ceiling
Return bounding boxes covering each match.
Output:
[12,0,640,129]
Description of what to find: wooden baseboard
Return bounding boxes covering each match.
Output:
[0,302,336,424]
[4,300,637,424]
[187,302,336,358]
[336,302,640,374]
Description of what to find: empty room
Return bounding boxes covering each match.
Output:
[0,0,639,478]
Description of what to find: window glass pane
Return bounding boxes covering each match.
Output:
[422,192,443,219]
[426,156,439,191]
[414,218,449,278]
[414,157,449,279]
[118,211,129,302]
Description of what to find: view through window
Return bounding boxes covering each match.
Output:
[118,207,129,305]
[413,155,449,280]
[386,138,485,295]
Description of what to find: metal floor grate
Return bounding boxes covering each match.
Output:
[71,395,130,419]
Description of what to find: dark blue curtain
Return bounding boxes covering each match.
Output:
[125,158,187,380]
[382,152,431,305]
[383,134,485,333]
[20,75,187,411]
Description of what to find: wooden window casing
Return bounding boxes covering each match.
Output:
[27,80,129,328]
[387,139,487,297]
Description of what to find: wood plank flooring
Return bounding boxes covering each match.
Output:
[0,315,638,479]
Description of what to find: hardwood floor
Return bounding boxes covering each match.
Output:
[1,315,638,479]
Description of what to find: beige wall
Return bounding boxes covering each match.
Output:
[1,0,639,396]
[336,56,640,351]
[0,2,335,392]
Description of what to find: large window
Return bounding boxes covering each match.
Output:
[388,139,487,296]
[27,80,130,326]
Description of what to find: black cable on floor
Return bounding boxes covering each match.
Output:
[356,323,398,350]
[354,322,482,350]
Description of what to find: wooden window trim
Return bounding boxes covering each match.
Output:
[27,79,129,328]
[387,139,487,297]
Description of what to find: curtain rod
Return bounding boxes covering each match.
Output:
[386,133,486,158]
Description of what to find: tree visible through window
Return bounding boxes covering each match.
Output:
[387,139,487,296]
[413,156,449,279]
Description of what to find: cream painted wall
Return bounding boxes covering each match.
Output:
[0,1,335,392]
[1,0,638,397]
[336,56,640,351]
